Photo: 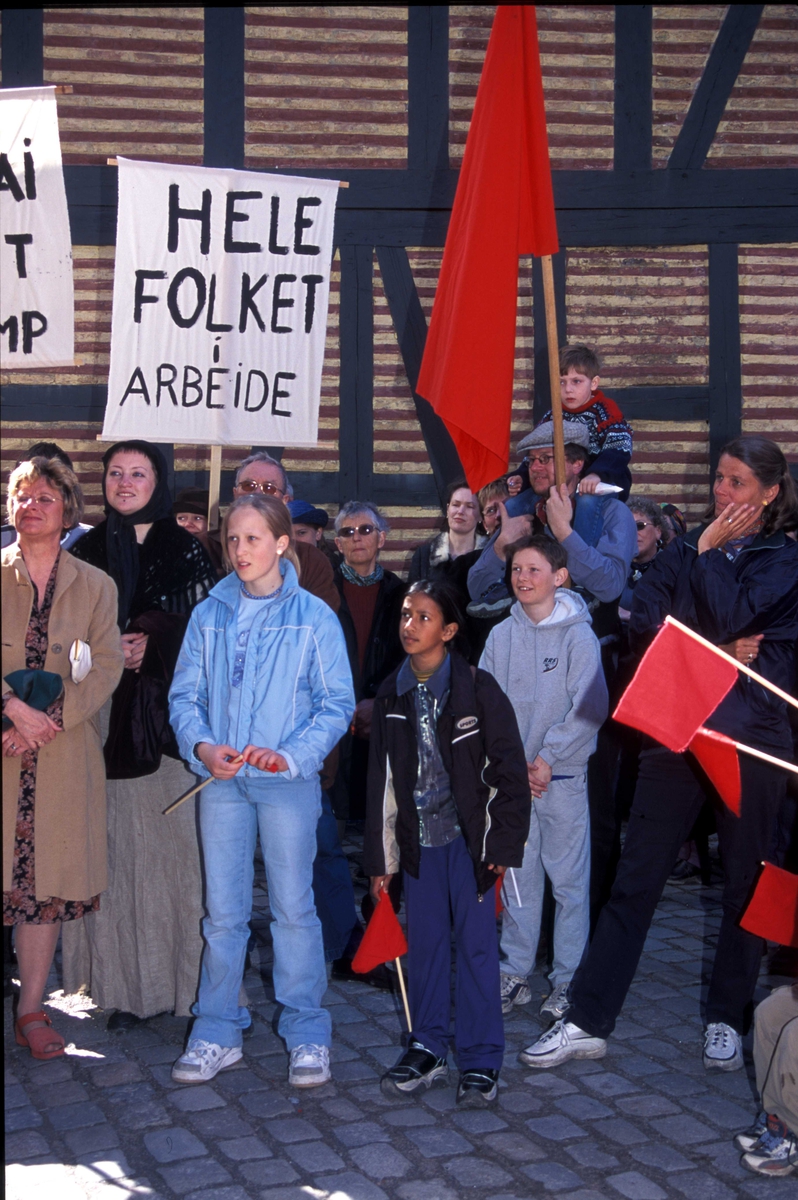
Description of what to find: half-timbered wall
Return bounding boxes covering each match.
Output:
[2,5,796,575]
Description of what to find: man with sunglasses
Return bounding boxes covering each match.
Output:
[467,420,637,924]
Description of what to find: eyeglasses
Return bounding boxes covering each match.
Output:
[237,479,285,498]
[527,453,554,467]
[15,494,58,508]
[337,524,377,538]
[635,521,652,531]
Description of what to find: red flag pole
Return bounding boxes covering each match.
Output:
[541,255,565,487]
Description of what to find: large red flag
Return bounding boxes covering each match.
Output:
[351,890,408,973]
[687,727,741,815]
[613,622,738,753]
[416,6,559,492]
[739,863,798,948]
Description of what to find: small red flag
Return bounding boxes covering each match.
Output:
[351,890,408,973]
[613,622,738,753]
[416,6,559,492]
[740,863,798,948]
[687,727,741,815]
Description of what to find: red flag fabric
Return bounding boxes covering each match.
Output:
[613,622,738,753]
[687,727,741,815]
[740,863,798,948]
[351,890,408,973]
[416,6,559,492]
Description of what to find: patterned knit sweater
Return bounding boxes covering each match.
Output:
[538,389,633,494]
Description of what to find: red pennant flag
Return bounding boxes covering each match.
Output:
[740,863,798,948]
[416,6,559,492]
[613,622,738,753]
[351,890,408,973]
[687,727,741,815]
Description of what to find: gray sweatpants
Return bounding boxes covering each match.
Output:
[500,773,590,987]
[754,984,798,1133]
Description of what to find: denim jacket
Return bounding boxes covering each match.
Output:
[169,559,355,781]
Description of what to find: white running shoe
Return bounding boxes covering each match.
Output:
[171,1040,242,1084]
[540,981,571,1021]
[289,1043,331,1087]
[519,1019,607,1069]
[703,1022,743,1071]
[500,974,532,1014]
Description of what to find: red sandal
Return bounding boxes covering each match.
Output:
[14,1010,66,1060]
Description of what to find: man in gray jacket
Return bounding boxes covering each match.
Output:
[480,536,608,1026]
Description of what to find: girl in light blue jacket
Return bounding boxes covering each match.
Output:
[168,495,354,1089]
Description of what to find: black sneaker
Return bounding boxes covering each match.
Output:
[456,1068,499,1107]
[380,1041,449,1096]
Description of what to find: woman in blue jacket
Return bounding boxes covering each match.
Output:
[169,495,354,1089]
[520,436,798,1080]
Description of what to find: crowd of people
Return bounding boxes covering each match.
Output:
[3,343,797,1174]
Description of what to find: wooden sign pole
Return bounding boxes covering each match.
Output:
[208,444,222,531]
[540,255,565,487]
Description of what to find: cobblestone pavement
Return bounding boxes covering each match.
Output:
[5,832,796,1200]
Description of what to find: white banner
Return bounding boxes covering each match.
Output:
[103,158,340,446]
[0,86,74,369]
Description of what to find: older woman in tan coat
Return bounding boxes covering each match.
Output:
[2,457,123,1059]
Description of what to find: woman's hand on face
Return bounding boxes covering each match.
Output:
[3,697,60,749]
[197,742,244,779]
[697,502,758,555]
[242,746,289,774]
[720,634,764,665]
[121,632,148,673]
[370,873,395,900]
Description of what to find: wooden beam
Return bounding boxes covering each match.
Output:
[668,5,764,171]
[203,7,245,169]
[613,6,652,171]
[1,8,43,88]
[376,246,464,502]
[338,246,374,504]
[708,243,742,477]
[407,6,449,173]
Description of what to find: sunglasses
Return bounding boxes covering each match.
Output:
[635,521,652,531]
[337,524,377,538]
[237,479,285,497]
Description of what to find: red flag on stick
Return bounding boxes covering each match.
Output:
[613,622,738,753]
[687,727,741,815]
[739,863,798,948]
[351,890,408,974]
[416,5,559,492]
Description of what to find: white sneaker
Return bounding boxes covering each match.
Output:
[703,1022,743,1071]
[500,973,532,1014]
[289,1043,331,1087]
[171,1040,242,1084]
[519,1019,607,1069]
[540,981,571,1021]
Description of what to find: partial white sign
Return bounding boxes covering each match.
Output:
[0,86,74,368]
[103,158,339,446]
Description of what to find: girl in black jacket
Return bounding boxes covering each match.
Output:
[364,580,530,1107]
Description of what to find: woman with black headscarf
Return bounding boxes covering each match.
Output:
[61,441,216,1029]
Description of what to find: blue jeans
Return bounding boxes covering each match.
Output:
[505,489,606,548]
[192,775,331,1050]
[313,790,360,962]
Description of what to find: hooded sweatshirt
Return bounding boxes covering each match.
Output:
[479,589,608,775]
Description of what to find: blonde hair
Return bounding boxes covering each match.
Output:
[7,456,84,530]
[478,478,509,509]
[221,494,301,580]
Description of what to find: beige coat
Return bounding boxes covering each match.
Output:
[2,545,124,901]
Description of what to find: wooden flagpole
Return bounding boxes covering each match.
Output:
[163,754,244,815]
[664,616,798,712]
[393,959,412,1031]
[734,742,798,776]
[208,444,222,532]
[540,255,565,487]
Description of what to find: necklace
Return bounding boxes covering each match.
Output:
[240,581,282,601]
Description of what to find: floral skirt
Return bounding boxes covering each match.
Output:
[2,748,100,926]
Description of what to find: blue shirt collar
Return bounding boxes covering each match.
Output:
[396,652,451,700]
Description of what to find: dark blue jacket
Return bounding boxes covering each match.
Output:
[629,526,798,753]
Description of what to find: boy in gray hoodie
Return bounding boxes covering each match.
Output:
[480,535,608,1024]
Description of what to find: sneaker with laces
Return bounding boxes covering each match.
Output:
[519,1019,607,1069]
[703,1022,743,1071]
[456,1068,499,1107]
[540,981,571,1021]
[171,1040,242,1084]
[734,1110,768,1152]
[380,1041,449,1096]
[500,973,532,1014]
[741,1116,798,1177]
[289,1043,330,1087]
